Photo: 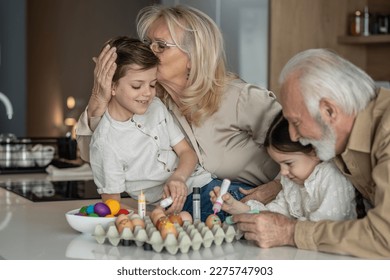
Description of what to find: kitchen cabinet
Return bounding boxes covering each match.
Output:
[268,0,390,95]
[337,34,390,44]
[337,0,390,82]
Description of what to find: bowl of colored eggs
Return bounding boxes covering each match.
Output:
[65,199,134,234]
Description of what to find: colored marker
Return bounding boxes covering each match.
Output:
[212,179,231,214]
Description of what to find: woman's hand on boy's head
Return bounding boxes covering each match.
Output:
[92,44,117,105]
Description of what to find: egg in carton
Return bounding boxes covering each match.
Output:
[93,215,243,255]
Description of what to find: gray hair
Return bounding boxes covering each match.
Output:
[279,49,376,117]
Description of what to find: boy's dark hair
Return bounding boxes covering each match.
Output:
[264,111,313,154]
[104,36,160,83]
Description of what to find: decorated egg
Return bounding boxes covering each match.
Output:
[94,202,111,217]
[130,214,146,229]
[150,207,166,225]
[159,221,178,240]
[156,216,170,231]
[205,214,222,229]
[168,212,183,226]
[115,214,134,233]
[105,199,120,216]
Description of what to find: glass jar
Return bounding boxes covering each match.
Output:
[350,10,362,36]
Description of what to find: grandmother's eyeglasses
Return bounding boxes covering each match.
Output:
[145,40,177,53]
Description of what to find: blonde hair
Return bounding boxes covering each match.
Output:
[137,5,236,125]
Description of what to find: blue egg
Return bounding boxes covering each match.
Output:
[86,204,95,215]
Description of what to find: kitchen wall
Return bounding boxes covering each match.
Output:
[27,0,157,137]
[0,0,26,137]
[163,0,269,88]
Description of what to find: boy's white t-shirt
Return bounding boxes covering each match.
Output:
[89,97,212,203]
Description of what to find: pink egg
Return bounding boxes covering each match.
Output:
[94,202,111,217]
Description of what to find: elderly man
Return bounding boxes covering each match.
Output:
[234,48,390,258]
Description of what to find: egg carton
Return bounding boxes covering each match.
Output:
[93,215,244,255]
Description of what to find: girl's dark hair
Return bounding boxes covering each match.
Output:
[264,111,313,154]
[104,36,159,83]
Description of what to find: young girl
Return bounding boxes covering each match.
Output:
[210,111,357,222]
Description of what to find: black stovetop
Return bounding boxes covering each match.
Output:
[0,180,129,202]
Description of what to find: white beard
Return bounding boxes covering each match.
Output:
[299,117,337,161]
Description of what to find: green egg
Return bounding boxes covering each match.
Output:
[79,206,88,214]
[88,213,99,217]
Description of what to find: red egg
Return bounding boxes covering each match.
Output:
[117,209,129,216]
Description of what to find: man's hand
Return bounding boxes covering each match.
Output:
[233,211,297,248]
[240,179,282,204]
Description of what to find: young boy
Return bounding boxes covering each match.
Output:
[89,36,212,213]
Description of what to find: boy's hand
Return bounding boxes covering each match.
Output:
[163,177,187,214]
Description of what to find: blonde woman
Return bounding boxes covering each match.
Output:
[77,5,282,212]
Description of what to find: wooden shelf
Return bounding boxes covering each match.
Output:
[338,34,390,44]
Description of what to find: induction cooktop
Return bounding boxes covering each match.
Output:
[0,180,129,202]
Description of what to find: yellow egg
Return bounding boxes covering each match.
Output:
[105,199,120,216]
[205,214,221,229]
[159,221,178,240]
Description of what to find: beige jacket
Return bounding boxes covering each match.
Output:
[76,79,281,186]
[295,87,390,258]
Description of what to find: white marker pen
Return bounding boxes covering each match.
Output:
[160,196,173,208]
[212,179,231,214]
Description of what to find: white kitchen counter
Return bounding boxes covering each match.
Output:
[0,173,358,260]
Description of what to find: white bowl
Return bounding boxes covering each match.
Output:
[65,208,134,234]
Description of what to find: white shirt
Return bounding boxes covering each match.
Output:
[90,97,212,203]
[246,161,357,221]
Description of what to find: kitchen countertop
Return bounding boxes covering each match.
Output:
[0,173,358,260]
